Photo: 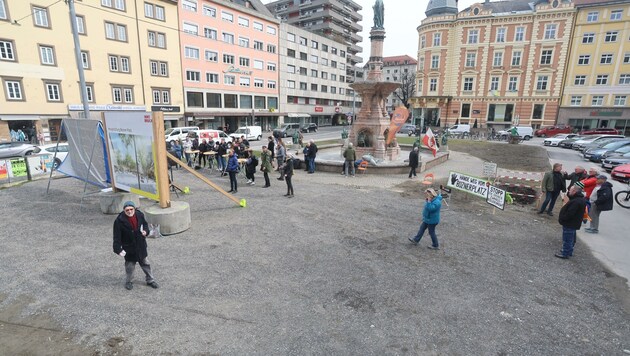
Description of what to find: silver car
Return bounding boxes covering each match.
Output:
[0,142,40,159]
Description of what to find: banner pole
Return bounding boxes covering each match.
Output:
[152,112,170,209]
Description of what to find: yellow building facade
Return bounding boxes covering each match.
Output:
[558,0,630,135]
[0,0,183,142]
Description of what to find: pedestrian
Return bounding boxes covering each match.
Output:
[182,136,193,167]
[343,143,356,177]
[302,142,311,172]
[562,166,587,190]
[112,201,159,290]
[267,136,276,161]
[284,153,294,197]
[276,139,286,181]
[37,132,45,145]
[538,163,566,216]
[245,148,258,185]
[172,140,182,168]
[408,147,420,178]
[408,188,443,250]
[226,148,239,193]
[555,183,587,259]
[216,138,228,173]
[260,145,273,188]
[198,139,209,168]
[580,167,599,201]
[307,139,317,173]
[585,175,613,234]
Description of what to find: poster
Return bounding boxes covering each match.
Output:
[104,112,158,201]
[0,160,7,180]
[486,185,506,210]
[9,158,27,178]
[27,154,52,177]
[447,171,489,199]
[386,106,410,145]
[482,162,497,178]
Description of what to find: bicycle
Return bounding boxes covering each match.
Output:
[615,182,630,209]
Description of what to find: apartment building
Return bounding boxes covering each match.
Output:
[180,0,281,132]
[279,23,356,126]
[379,55,417,113]
[558,0,630,135]
[413,0,575,130]
[0,0,183,141]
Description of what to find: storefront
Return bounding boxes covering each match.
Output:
[558,108,630,136]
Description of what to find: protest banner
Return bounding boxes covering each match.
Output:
[447,171,489,199]
[486,185,506,210]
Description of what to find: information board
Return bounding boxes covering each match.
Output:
[486,185,506,210]
[447,171,489,199]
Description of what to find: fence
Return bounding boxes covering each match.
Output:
[494,169,544,205]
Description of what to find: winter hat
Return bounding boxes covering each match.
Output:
[596,175,607,180]
[574,181,585,190]
[123,201,136,209]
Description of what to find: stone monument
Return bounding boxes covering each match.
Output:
[349,0,400,160]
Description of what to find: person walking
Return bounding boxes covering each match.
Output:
[112,201,159,290]
[267,136,275,161]
[408,147,420,179]
[307,139,318,173]
[182,137,193,167]
[343,143,356,177]
[216,138,228,174]
[302,142,311,172]
[276,140,286,181]
[284,153,295,197]
[555,183,587,259]
[226,149,239,193]
[408,188,443,250]
[563,166,587,190]
[585,175,613,234]
[245,148,258,185]
[538,163,566,216]
[198,139,209,168]
[260,145,273,188]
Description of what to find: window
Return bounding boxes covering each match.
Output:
[299,37,307,46]
[223,54,234,64]
[331,61,337,68]
[267,26,276,35]
[205,93,220,108]
[206,73,218,83]
[287,65,295,74]
[253,22,263,31]
[239,37,249,48]
[331,74,337,81]
[515,27,525,41]
[81,51,90,69]
[601,54,613,64]
[239,77,250,87]
[321,72,328,80]
[508,77,518,92]
[611,10,623,21]
[311,69,317,77]
[186,70,200,82]
[33,6,50,27]
[181,0,196,11]
[253,60,263,70]
[240,95,252,108]
[570,96,582,106]
[433,33,441,46]
[205,50,217,62]
[586,11,598,22]
[465,53,476,67]
[429,78,437,91]
[311,40,318,49]
[463,77,474,91]
[4,79,23,100]
[0,0,7,20]
[239,57,249,67]
[0,40,14,61]
[540,50,552,65]
[321,58,328,66]
[76,15,86,34]
[287,49,296,58]
[253,41,263,50]
[183,23,198,35]
[420,35,426,48]
[544,24,557,39]
[85,84,94,102]
[238,17,249,27]
[255,79,264,88]
[625,54,630,64]
[300,82,308,91]
[574,75,586,85]
[511,51,521,66]
[203,5,215,17]
[591,95,604,106]
[582,33,594,44]
[39,46,55,65]
[311,83,317,91]
[106,22,127,41]
[221,11,233,22]
[287,33,295,42]
[322,44,328,52]
[461,103,471,118]
[287,80,295,89]
[267,44,276,53]
[224,75,235,85]
[224,94,238,108]
[536,76,549,90]
[267,81,276,89]
[431,55,439,69]
[532,104,544,120]
[300,52,307,60]
[184,46,199,59]
[112,86,133,103]
[204,28,217,40]
[152,89,170,104]
[496,28,505,43]
[310,55,318,63]
[222,32,234,44]
[321,85,327,93]
[149,60,167,76]
[578,55,590,65]
[255,96,266,109]
[145,3,165,20]
[619,74,630,84]
[44,82,62,101]
[267,62,276,71]
[493,52,503,67]
[605,31,618,42]
[468,29,478,44]
[596,75,608,85]
[614,95,626,106]
[490,77,499,91]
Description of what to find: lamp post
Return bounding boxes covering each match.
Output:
[352,69,357,125]
[68,0,90,120]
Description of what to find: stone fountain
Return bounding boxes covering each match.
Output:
[349,0,400,161]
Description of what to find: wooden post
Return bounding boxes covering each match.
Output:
[152,112,171,209]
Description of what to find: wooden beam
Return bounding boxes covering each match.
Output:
[152,112,171,209]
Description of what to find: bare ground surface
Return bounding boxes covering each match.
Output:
[1,143,629,355]
[447,139,551,172]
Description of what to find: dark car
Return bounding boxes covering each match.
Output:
[558,136,584,149]
[273,123,301,138]
[398,124,418,136]
[301,123,318,133]
[580,127,621,135]
[601,144,630,160]
[0,141,40,159]
[601,152,630,172]
[583,140,630,162]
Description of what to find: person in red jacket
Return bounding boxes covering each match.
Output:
[580,167,599,201]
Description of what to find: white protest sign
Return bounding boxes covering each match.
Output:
[482,162,497,178]
[447,171,489,199]
[486,185,506,210]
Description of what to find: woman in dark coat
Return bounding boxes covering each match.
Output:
[226,148,239,193]
[113,201,158,290]
[284,154,294,197]
[408,147,419,178]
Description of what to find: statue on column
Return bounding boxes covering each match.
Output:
[373,0,384,29]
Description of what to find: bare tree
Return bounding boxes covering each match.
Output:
[393,72,416,109]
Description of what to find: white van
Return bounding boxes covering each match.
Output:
[499,126,534,140]
[190,129,230,142]
[229,126,262,141]
[164,126,199,143]
[447,124,471,135]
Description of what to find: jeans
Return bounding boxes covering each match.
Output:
[539,191,560,213]
[228,171,238,191]
[589,204,600,230]
[412,222,439,247]
[345,160,355,176]
[218,156,226,171]
[409,167,417,178]
[285,175,294,195]
[561,226,576,257]
[308,157,315,172]
[125,258,154,284]
[263,171,270,187]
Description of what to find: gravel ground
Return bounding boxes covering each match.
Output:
[0,159,629,355]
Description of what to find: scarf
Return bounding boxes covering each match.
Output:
[126,214,138,231]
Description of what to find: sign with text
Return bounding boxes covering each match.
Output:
[482,162,498,178]
[486,185,506,210]
[9,158,27,178]
[447,171,489,199]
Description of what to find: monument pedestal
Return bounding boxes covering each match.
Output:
[144,201,191,235]
[99,192,140,215]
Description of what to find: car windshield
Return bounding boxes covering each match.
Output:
[552,134,567,138]
[603,141,630,149]
[164,128,175,135]
[234,128,249,134]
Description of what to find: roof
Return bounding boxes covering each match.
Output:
[426,0,459,17]
[573,0,628,6]
[383,55,418,66]
[461,0,534,13]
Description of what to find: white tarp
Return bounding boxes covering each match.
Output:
[57,119,109,188]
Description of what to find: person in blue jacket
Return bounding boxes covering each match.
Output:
[409,188,443,249]
[226,148,239,193]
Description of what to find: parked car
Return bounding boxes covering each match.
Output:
[164,126,199,144]
[543,134,579,146]
[229,126,262,141]
[498,126,534,140]
[273,123,301,138]
[571,135,625,151]
[583,140,630,163]
[558,136,584,149]
[0,141,40,159]
[611,164,630,183]
[398,123,417,136]
[580,127,621,135]
[580,137,628,153]
[446,124,471,136]
[301,123,318,133]
[601,144,630,160]
[535,125,572,137]
[601,152,630,172]
[38,143,69,169]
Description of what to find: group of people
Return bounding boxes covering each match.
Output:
[539,164,614,259]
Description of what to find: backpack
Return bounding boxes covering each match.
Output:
[251,155,258,166]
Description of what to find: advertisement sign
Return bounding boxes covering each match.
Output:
[482,162,498,178]
[27,154,53,177]
[9,158,27,178]
[447,171,489,199]
[386,106,410,145]
[486,185,506,210]
[0,160,7,180]
[315,106,323,112]
[104,112,159,201]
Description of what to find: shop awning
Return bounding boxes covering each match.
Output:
[0,115,41,121]
[287,113,311,118]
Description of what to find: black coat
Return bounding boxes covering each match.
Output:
[307,143,318,159]
[594,182,614,211]
[113,210,150,262]
[284,159,294,177]
[409,150,419,168]
[558,193,587,230]
[564,171,587,189]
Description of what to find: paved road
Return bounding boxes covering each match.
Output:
[524,137,630,289]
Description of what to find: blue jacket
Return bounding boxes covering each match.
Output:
[422,195,443,224]
[226,154,239,172]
